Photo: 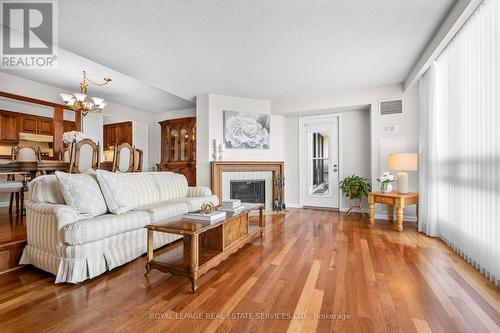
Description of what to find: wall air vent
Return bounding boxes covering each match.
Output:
[380,99,403,115]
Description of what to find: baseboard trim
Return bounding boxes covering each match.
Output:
[286,203,303,208]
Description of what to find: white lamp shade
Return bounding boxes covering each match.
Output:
[97,102,106,110]
[60,93,73,103]
[92,97,104,105]
[388,153,418,171]
[74,93,87,102]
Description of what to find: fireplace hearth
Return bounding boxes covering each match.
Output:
[230,180,266,204]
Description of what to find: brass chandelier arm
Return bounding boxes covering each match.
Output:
[81,71,112,91]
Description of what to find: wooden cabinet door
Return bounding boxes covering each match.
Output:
[38,118,53,135]
[63,121,76,133]
[103,125,116,149]
[20,116,38,134]
[116,122,132,145]
[0,113,19,143]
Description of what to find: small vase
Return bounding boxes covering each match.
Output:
[381,183,393,193]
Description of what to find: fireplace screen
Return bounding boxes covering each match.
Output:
[230,180,266,204]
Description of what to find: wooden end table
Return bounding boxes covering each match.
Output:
[368,192,419,232]
[145,204,264,293]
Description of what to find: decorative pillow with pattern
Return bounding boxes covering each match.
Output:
[55,171,108,220]
[95,169,136,214]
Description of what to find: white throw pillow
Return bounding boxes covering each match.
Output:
[95,169,136,214]
[55,171,108,220]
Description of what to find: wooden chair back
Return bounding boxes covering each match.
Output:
[70,139,100,173]
[11,146,41,162]
[112,143,134,172]
[58,146,72,162]
[133,147,143,172]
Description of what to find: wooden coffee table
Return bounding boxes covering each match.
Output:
[145,203,264,293]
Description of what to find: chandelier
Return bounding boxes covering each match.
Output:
[60,71,112,117]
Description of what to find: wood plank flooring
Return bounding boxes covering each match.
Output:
[0,208,499,332]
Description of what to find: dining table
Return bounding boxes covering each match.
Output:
[0,160,70,179]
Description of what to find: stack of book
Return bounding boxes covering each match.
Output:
[218,199,245,213]
[183,210,226,223]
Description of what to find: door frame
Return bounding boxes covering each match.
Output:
[298,114,343,209]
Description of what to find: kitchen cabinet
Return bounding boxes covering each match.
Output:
[63,120,77,133]
[0,111,19,144]
[20,114,53,135]
[103,121,132,148]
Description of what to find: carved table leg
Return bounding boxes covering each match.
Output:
[396,207,404,232]
[188,234,199,293]
[369,203,375,225]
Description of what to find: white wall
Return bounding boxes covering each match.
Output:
[340,110,371,210]
[196,94,285,187]
[279,84,419,219]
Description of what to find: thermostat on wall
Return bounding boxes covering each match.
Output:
[385,124,398,133]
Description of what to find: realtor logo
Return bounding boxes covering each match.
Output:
[1,0,58,68]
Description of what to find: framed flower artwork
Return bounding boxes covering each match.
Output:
[223,111,270,149]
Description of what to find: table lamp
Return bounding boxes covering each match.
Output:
[387,153,418,194]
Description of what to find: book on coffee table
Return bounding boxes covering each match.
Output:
[218,204,246,213]
[183,210,226,222]
[221,199,241,209]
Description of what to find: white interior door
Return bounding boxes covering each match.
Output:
[300,116,339,208]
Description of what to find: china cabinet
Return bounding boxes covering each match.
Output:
[157,117,196,185]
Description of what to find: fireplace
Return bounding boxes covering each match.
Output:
[230,180,266,204]
[211,161,285,211]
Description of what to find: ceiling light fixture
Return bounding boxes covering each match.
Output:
[60,71,112,117]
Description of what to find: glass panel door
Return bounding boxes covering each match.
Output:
[300,116,339,208]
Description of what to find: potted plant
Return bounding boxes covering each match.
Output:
[338,175,371,215]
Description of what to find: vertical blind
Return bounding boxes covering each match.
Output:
[419,0,500,286]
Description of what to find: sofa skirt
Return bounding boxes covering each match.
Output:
[20,229,181,284]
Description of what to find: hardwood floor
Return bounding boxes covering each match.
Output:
[0,208,26,273]
[0,208,499,332]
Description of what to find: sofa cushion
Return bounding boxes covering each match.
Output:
[134,201,189,223]
[169,195,220,212]
[152,172,188,201]
[125,173,160,206]
[55,171,108,220]
[29,174,65,204]
[62,210,150,245]
[95,170,137,214]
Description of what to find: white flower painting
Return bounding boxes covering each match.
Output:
[223,111,270,149]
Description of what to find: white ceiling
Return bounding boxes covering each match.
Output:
[3,0,456,110]
[1,47,194,113]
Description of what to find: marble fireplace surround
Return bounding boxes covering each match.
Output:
[210,161,285,211]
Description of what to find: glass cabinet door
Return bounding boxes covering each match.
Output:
[180,127,188,161]
[192,125,196,161]
[169,126,179,161]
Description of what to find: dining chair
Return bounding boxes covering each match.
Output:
[58,146,73,162]
[70,139,101,173]
[112,143,134,173]
[0,172,29,215]
[11,146,41,162]
[9,146,40,214]
[133,147,143,172]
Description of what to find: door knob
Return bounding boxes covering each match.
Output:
[333,164,338,172]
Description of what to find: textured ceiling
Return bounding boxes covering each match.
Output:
[7,0,456,110]
[55,0,454,102]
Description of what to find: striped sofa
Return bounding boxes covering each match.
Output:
[20,172,218,283]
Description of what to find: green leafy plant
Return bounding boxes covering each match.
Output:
[338,175,371,199]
